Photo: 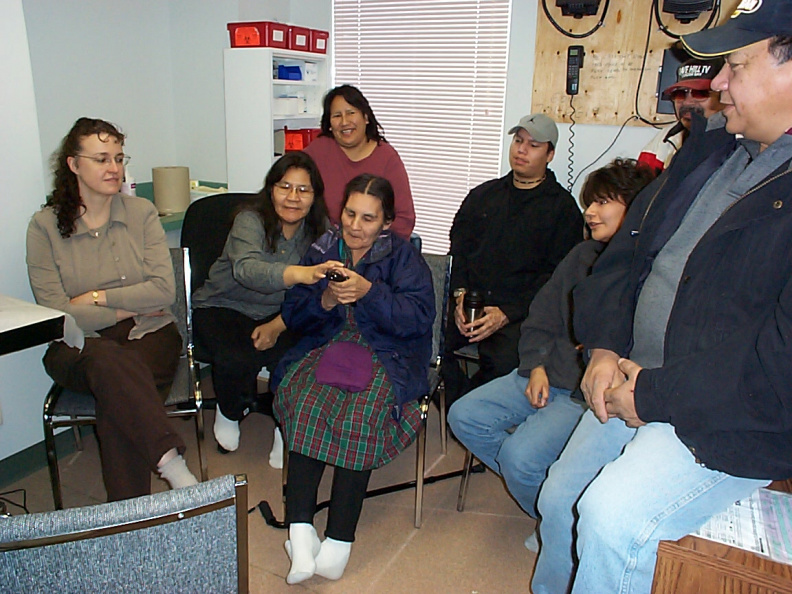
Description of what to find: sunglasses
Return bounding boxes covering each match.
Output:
[669,88,712,102]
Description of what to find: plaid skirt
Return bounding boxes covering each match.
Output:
[274,315,421,471]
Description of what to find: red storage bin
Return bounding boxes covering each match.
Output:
[283,127,313,152]
[310,29,329,54]
[288,26,311,51]
[227,21,288,48]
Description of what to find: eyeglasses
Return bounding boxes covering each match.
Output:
[76,154,131,167]
[669,88,712,102]
[273,181,314,198]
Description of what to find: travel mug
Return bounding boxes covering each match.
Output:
[463,290,485,323]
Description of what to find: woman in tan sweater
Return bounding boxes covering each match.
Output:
[26,117,198,501]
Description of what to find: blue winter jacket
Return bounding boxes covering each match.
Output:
[271,228,435,415]
[573,115,792,480]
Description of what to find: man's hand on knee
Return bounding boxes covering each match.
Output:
[581,349,624,423]
[604,358,646,427]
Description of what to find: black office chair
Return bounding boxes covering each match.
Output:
[180,192,255,296]
[180,193,255,414]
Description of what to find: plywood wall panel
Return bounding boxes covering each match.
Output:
[532,0,738,126]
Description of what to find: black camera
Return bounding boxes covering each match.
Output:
[327,269,349,283]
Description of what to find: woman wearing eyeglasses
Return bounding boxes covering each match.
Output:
[192,152,340,454]
[26,117,199,501]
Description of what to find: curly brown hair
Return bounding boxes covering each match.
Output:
[47,117,125,237]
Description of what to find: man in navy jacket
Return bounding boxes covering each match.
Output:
[532,2,792,593]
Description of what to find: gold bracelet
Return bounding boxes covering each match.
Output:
[92,290,99,306]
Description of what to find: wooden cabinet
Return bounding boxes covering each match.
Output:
[223,48,328,192]
[653,536,792,593]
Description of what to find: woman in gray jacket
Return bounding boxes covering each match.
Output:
[192,152,339,454]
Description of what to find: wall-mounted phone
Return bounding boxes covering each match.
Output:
[566,45,584,95]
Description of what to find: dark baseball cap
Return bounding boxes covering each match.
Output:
[682,0,792,57]
[661,57,724,99]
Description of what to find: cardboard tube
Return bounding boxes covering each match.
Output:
[152,166,190,215]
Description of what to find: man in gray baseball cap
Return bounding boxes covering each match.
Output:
[507,113,560,147]
[533,1,792,592]
[442,113,582,411]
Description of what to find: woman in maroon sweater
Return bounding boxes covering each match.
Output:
[304,85,415,238]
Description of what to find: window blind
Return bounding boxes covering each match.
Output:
[333,0,512,254]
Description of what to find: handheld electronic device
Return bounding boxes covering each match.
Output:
[327,269,349,282]
[566,45,584,96]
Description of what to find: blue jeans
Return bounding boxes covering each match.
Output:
[532,410,770,594]
[448,369,586,516]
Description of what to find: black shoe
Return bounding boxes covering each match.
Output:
[245,391,274,417]
[470,462,486,474]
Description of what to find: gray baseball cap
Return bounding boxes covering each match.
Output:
[508,113,559,147]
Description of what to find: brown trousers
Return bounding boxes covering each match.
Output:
[43,320,184,501]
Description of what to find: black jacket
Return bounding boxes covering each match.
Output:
[449,170,582,324]
[518,239,603,391]
[573,116,792,479]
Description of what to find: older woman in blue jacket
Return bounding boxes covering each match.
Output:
[271,174,434,585]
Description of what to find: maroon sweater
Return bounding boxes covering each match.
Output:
[304,136,416,238]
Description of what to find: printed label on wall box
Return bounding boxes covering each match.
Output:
[296,34,307,45]
[235,27,260,47]
[273,30,284,42]
[317,39,326,50]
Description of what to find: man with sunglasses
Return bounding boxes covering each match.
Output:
[638,56,725,173]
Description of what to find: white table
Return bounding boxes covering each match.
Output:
[0,295,65,356]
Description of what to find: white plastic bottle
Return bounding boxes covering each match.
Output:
[121,167,137,196]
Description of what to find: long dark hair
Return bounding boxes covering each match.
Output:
[319,84,387,143]
[250,151,328,252]
[48,117,125,237]
[341,174,396,223]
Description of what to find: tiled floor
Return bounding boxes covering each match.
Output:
[3,383,538,592]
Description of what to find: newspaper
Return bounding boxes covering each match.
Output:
[693,487,792,565]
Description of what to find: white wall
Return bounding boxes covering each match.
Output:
[0,0,54,460]
[23,0,179,189]
[169,1,239,183]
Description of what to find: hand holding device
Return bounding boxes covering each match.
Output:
[327,269,349,283]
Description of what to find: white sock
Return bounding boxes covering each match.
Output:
[214,408,240,451]
[269,427,284,469]
[524,531,540,553]
[157,454,198,490]
[285,523,320,584]
[314,537,352,580]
